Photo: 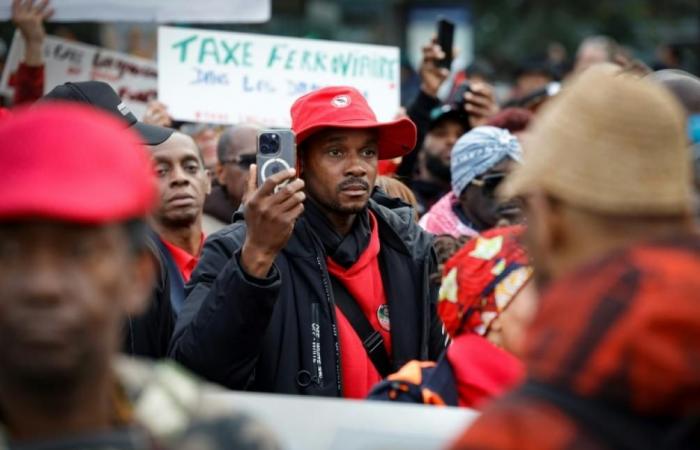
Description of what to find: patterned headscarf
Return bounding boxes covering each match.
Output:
[450,126,522,197]
[438,226,533,338]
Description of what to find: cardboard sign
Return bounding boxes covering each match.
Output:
[0,0,270,23]
[158,26,401,126]
[0,33,157,118]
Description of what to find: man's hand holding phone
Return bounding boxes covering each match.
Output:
[463,82,500,128]
[419,39,450,99]
[240,165,305,278]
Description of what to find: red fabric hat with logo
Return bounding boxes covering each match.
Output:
[0,103,156,223]
[291,86,417,160]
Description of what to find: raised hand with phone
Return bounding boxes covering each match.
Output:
[240,165,305,278]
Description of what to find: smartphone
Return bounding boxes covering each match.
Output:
[450,81,471,109]
[256,129,296,189]
[436,18,455,70]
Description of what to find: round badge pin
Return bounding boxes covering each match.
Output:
[377,305,390,332]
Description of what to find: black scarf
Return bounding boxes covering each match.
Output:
[303,199,372,269]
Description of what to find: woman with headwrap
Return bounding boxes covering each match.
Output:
[418,126,523,238]
[368,226,537,408]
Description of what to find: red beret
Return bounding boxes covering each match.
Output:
[0,103,156,223]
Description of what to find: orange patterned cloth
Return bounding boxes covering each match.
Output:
[450,234,700,449]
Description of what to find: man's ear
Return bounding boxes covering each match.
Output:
[543,194,566,253]
[123,250,157,316]
[215,162,226,186]
[205,171,212,195]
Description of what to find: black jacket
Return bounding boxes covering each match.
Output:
[123,235,176,359]
[169,191,446,396]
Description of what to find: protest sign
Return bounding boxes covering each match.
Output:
[158,26,401,126]
[0,0,270,23]
[0,33,157,119]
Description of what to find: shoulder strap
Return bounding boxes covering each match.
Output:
[330,276,393,378]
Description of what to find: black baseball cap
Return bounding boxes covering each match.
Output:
[43,81,173,146]
[429,104,469,131]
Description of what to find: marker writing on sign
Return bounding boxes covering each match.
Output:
[267,44,397,81]
[172,34,254,67]
[191,67,229,86]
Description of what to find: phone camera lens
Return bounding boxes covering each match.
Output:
[260,133,280,155]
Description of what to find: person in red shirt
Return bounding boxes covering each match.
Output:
[170,86,446,398]
[148,130,211,314]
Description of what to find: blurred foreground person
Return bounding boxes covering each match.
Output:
[420,127,522,238]
[370,226,535,408]
[171,86,445,398]
[42,81,176,357]
[451,67,700,450]
[0,104,277,450]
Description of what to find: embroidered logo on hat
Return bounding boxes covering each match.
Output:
[330,95,351,108]
[117,102,132,117]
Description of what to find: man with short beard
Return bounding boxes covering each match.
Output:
[410,106,469,216]
[171,86,446,398]
[149,131,211,316]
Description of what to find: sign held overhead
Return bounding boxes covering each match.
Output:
[0,0,271,23]
[157,26,401,126]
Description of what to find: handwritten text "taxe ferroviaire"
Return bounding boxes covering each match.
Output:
[171,34,398,81]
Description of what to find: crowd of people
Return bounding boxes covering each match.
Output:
[1,1,700,449]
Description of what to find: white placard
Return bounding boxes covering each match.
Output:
[205,390,478,450]
[0,33,157,118]
[0,0,270,23]
[157,26,401,126]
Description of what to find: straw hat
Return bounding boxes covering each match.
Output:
[502,65,693,216]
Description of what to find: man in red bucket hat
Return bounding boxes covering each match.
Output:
[171,86,447,398]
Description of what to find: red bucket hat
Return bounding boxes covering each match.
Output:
[291,86,417,160]
[0,103,156,223]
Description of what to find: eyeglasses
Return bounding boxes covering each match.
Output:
[222,154,256,169]
[471,172,506,197]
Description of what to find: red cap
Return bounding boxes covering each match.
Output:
[0,103,156,223]
[291,86,417,160]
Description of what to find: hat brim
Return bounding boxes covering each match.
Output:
[133,122,174,146]
[296,117,417,160]
[429,108,470,130]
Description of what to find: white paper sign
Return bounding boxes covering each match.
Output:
[158,26,401,126]
[0,33,157,118]
[0,0,270,23]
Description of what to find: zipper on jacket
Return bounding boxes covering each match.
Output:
[316,256,343,396]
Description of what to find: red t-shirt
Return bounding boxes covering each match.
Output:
[326,212,392,399]
[161,233,204,282]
